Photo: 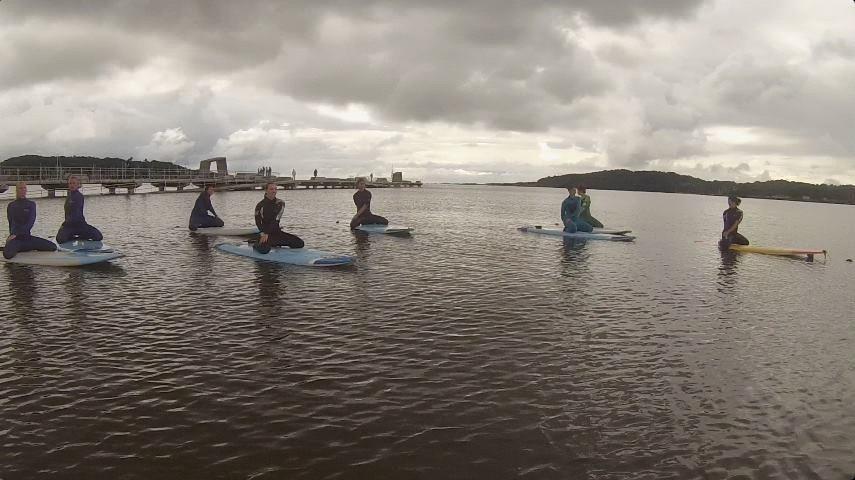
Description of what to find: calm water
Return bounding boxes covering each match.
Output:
[1,185,854,479]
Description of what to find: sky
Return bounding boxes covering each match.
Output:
[1,0,853,184]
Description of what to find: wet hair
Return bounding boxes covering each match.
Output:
[578,185,587,193]
[728,195,741,205]
[204,184,215,191]
[265,182,277,190]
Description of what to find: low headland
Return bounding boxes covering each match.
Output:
[491,169,855,205]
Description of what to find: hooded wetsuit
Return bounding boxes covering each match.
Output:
[189,192,225,230]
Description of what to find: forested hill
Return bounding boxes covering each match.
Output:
[497,169,855,205]
[1,155,187,170]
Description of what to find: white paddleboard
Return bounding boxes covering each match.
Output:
[592,228,633,235]
[1,249,123,267]
[519,226,636,241]
[58,240,114,253]
[192,226,260,236]
[217,243,354,267]
[354,224,413,235]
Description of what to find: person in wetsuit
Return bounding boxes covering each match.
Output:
[720,195,748,248]
[3,182,57,259]
[253,182,304,253]
[55,175,104,244]
[577,186,604,228]
[350,177,389,229]
[561,186,593,234]
[189,185,225,230]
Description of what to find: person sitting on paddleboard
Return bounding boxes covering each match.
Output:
[720,195,748,247]
[55,175,104,244]
[3,182,57,259]
[561,186,593,234]
[253,182,304,253]
[577,186,604,228]
[189,185,225,230]
[350,177,389,229]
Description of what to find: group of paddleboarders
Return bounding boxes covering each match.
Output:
[4,175,750,259]
[3,177,103,260]
[188,177,389,254]
[559,185,749,248]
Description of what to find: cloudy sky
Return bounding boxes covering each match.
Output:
[1,0,853,184]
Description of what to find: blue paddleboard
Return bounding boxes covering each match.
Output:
[217,243,354,266]
[354,224,413,235]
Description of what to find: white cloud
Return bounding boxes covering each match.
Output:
[1,0,854,184]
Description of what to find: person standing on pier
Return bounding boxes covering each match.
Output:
[253,182,304,253]
[291,168,296,180]
[189,185,225,230]
[56,175,104,244]
[3,182,57,259]
[313,168,318,179]
[350,178,389,229]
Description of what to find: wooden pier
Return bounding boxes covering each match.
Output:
[0,166,422,196]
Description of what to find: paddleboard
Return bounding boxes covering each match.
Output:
[217,243,354,266]
[192,226,260,236]
[592,228,633,235]
[729,244,826,259]
[519,226,636,241]
[354,224,413,235]
[58,240,114,253]
[0,249,123,267]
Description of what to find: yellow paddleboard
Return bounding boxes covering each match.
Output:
[729,244,826,258]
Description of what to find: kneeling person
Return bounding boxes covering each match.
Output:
[561,186,593,234]
[253,182,304,253]
[56,175,103,243]
[4,183,57,259]
[350,178,389,229]
[189,185,225,230]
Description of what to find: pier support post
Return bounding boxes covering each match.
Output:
[177,185,184,191]
[108,188,116,195]
[47,189,56,198]
[158,185,165,192]
[127,187,135,195]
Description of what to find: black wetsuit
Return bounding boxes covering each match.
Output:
[4,199,57,259]
[253,196,304,252]
[722,207,748,246]
[350,189,388,229]
[56,190,103,243]
[189,192,224,230]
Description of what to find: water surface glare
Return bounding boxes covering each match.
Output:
[2,185,854,479]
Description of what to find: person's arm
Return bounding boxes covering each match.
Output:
[6,203,15,241]
[560,198,569,223]
[205,196,218,218]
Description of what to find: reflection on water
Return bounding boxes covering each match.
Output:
[6,265,36,311]
[1,186,854,479]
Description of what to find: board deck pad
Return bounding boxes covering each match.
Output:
[0,249,123,267]
[58,240,114,253]
[217,243,354,266]
[354,224,413,235]
[192,226,260,236]
[519,226,636,242]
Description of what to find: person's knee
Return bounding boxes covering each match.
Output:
[91,228,104,241]
[253,243,271,254]
[291,238,305,249]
